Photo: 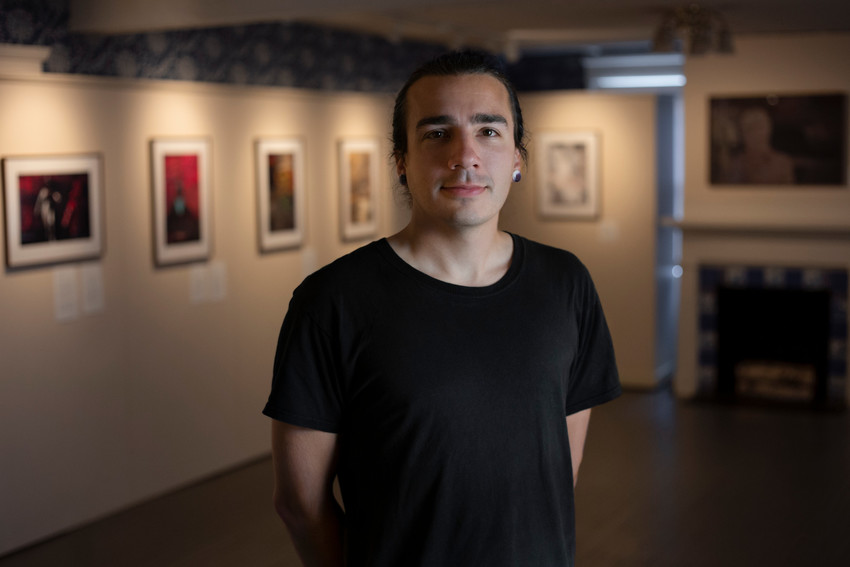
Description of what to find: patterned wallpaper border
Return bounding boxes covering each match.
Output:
[0,0,443,92]
[0,0,585,92]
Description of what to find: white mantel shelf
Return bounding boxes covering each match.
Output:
[661,217,850,239]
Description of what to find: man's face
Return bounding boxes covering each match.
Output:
[397,73,521,230]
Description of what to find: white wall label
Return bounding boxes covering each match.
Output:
[80,263,105,313]
[53,267,79,322]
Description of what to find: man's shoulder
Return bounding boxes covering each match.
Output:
[514,234,588,276]
[316,239,385,273]
[294,239,387,299]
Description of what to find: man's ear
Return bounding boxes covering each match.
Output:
[513,148,522,172]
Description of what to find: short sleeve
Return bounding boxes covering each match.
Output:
[262,284,345,433]
[564,264,621,415]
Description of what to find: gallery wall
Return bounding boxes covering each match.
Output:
[500,92,658,390]
[0,65,403,554]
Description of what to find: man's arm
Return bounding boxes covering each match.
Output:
[566,408,591,488]
[271,420,344,567]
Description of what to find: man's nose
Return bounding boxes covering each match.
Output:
[448,133,479,170]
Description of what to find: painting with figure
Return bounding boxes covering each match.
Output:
[256,138,305,252]
[348,151,373,224]
[710,94,846,186]
[268,153,296,232]
[339,138,379,240]
[18,173,91,244]
[2,154,103,268]
[545,142,588,207]
[536,131,600,219]
[164,154,201,244]
[151,138,211,266]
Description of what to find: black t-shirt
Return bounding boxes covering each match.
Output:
[263,234,621,566]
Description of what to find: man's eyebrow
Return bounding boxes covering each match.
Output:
[471,113,508,125]
[416,115,455,129]
[415,113,508,130]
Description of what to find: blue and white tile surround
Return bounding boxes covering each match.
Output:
[697,265,849,407]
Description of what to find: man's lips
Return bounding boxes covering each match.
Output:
[441,184,487,197]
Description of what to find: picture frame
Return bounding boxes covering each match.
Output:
[709,93,847,186]
[2,153,104,268]
[255,138,306,252]
[536,131,600,219]
[150,138,212,266]
[338,138,379,241]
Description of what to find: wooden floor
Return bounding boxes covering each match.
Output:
[2,389,849,566]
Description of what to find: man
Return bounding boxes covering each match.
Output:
[263,50,621,567]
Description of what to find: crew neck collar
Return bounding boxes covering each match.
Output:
[374,233,523,297]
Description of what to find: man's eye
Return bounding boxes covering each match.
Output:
[481,128,498,137]
[425,130,446,139]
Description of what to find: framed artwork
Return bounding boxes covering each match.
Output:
[150,138,212,266]
[255,138,306,252]
[536,131,600,219]
[2,153,104,268]
[709,93,846,186]
[338,138,379,241]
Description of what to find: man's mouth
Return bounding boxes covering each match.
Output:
[441,184,487,197]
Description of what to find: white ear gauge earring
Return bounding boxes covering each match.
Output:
[512,169,522,183]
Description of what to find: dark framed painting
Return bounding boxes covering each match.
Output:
[338,138,379,241]
[255,138,306,252]
[535,131,600,219]
[709,93,847,186]
[2,153,104,268]
[150,138,212,266]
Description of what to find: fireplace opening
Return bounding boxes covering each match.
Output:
[716,287,831,408]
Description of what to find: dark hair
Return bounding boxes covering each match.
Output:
[391,50,528,165]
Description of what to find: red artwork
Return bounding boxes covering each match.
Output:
[164,154,201,243]
[17,173,91,245]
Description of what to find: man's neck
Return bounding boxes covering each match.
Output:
[387,220,513,287]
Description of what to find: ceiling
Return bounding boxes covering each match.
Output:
[68,0,850,57]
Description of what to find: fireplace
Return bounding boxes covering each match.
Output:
[717,286,830,405]
[697,265,848,409]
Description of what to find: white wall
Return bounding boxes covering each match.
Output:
[502,92,659,389]
[0,69,400,555]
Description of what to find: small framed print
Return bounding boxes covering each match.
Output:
[2,153,104,268]
[255,138,306,252]
[338,138,379,241]
[536,131,600,219]
[150,138,212,266]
